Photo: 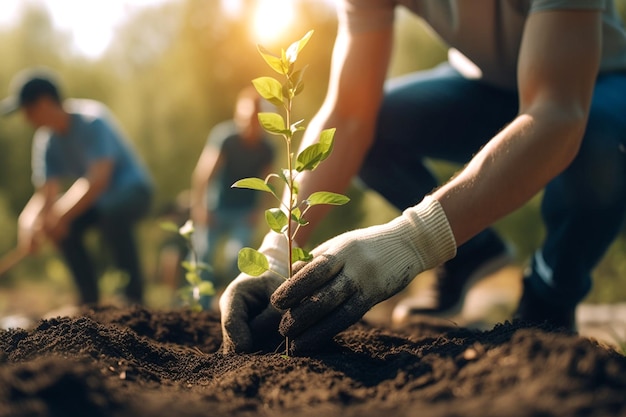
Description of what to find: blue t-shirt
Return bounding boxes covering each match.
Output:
[31,99,153,209]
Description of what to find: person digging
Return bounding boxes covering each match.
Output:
[220,0,626,354]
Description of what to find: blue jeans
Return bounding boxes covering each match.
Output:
[194,208,256,288]
[359,63,626,310]
[59,184,152,304]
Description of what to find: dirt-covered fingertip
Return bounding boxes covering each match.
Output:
[270,280,295,310]
[288,333,337,356]
[270,254,340,309]
[277,309,296,338]
[220,317,254,354]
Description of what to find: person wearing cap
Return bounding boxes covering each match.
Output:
[219,1,626,354]
[2,68,154,305]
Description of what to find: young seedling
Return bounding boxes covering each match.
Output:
[161,219,215,311]
[233,30,350,354]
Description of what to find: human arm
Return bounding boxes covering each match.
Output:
[433,9,601,244]
[43,159,114,242]
[219,19,394,353]
[17,181,59,253]
[190,144,224,227]
[271,9,603,353]
[288,20,394,246]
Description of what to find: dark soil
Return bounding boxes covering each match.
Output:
[1,305,625,417]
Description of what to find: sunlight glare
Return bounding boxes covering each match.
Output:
[0,0,172,59]
[253,0,295,45]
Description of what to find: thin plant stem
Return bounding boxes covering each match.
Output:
[284,76,295,358]
[285,77,294,282]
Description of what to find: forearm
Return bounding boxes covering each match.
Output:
[53,177,105,222]
[433,108,586,245]
[19,193,47,230]
[190,149,221,224]
[190,175,209,222]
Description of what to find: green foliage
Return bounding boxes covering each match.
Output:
[160,220,214,311]
[233,30,349,280]
[3,0,626,307]
[237,247,272,278]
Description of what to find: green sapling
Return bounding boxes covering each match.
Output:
[232,31,350,352]
[234,30,349,280]
[161,219,215,311]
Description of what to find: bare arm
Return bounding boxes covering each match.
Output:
[17,180,59,252]
[433,10,602,245]
[53,159,114,223]
[19,182,57,227]
[291,24,394,245]
[190,145,224,226]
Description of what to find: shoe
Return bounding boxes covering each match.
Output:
[514,278,577,332]
[394,233,514,320]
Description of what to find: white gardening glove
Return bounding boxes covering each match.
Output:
[219,232,289,353]
[271,196,457,354]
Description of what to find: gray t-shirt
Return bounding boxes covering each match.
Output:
[340,0,626,88]
[32,99,153,209]
[204,120,275,211]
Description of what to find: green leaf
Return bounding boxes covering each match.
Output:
[279,169,291,186]
[257,45,287,75]
[197,281,215,296]
[295,128,336,172]
[181,261,195,272]
[319,128,335,155]
[265,208,288,233]
[237,247,269,276]
[258,112,288,136]
[291,247,313,263]
[159,221,180,233]
[306,191,350,207]
[186,271,202,286]
[282,82,292,100]
[286,30,314,64]
[295,143,325,171]
[290,207,308,225]
[232,177,277,197]
[279,49,293,75]
[290,66,308,97]
[252,77,284,107]
[196,262,213,272]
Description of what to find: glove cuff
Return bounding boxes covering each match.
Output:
[401,196,457,270]
[258,232,290,278]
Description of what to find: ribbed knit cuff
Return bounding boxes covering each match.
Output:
[402,196,457,270]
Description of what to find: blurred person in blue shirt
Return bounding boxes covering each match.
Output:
[1,68,154,305]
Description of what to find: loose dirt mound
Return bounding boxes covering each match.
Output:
[1,305,625,417]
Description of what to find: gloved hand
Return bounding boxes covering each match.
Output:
[271,196,457,353]
[219,233,289,354]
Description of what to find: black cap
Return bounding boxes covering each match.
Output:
[1,68,61,116]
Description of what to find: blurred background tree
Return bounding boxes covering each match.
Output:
[0,0,625,312]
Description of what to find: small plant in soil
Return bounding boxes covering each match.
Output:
[161,219,215,311]
[233,30,350,353]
